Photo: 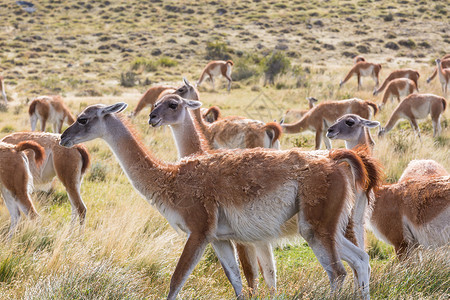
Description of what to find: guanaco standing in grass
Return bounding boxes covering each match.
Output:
[435,58,450,96]
[197,60,233,92]
[373,69,420,96]
[378,78,418,109]
[340,60,382,90]
[29,95,76,133]
[426,54,450,83]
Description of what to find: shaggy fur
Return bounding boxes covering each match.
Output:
[398,160,448,183]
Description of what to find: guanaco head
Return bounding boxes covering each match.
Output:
[174,78,199,100]
[60,103,128,147]
[327,114,380,141]
[378,127,386,137]
[149,94,202,127]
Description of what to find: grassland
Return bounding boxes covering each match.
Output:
[0,0,449,299]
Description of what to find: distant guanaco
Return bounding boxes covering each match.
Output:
[373,69,420,96]
[340,60,382,90]
[436,58,450,96]
[197,60,234,92]
[29,95,76,133]
[130,85,176,117]
[426,54,450,83]
[378,78,418,109]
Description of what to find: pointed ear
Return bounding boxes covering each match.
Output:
[361,119,380,128]
[100,102,128,116]
[184,99,202,110]
[183,77,191,86]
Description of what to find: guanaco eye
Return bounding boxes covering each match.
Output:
[169,103,178,109]
[177,88,185,93]
[77,118,88,125]
[345,120,355,126]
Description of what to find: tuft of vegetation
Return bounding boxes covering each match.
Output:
[87,162,108,182]
[120,72,137,87]
[398,39,416,49]
[262,51,291,85]
[205,40,233,60]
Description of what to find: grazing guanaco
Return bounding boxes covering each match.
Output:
[435,58,450,96]
[373,69,420,96]
[197,60,233,92]
[29,95,76,133]
[369,175,449,259]
[378,78,418,109]
[378,94,447,138]
[426,54,450,83]
[61,102,376,300]
[283,97,319,123]
[0,141,44,235]
[326,114,380,153]
[2,132,90,225]
[130,85,176,117]
[0,75,7,106]
[281,98,378,150]
[173,78,282,150]
[340,61,382,90]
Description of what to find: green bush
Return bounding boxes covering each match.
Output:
[87,162,108,182]
[231,53,262,81]
[157,56,178,67]
[120,72,137,87]
[205,40,232,60]
[262,51,291,85]
[131,57,158,72]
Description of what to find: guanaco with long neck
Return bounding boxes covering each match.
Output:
[426,54,450,83]
[197,60,234,92]
[0,140,45,235]
[435,58,450,96]
[373,69,420,96]
[28,95,76,133]
[60,102,376,300]
[282,98,378,150]
[378,93,447,138]
[2,132,90,225]
[378,78,418,109]
[340,61,382,90]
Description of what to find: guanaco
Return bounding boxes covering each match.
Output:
[340,61,382,90]
[197,60,234,92]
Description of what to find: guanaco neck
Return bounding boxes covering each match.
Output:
[170,110,205,158]
[436,60,447,80]
[346,128,375,152]
[103,115,174,203]
[282,113,310,134]
[191,108,215,149]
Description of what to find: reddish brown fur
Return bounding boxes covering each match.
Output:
[374,69,420,95]
[28,95,75,133]
[398,160,448,183]
[340,61,382,90]
[132,85,176,117]
[263,122,282,147]
[372,176,450,258]
[380,78,418,107]
[379,93,447,137]
[201,106,221,123]
[197,60,233,91]
[16,141,45,166]
[435,58,450,96]
[282,98,378,149]
[2,132,90,225]
[355,56,366,63]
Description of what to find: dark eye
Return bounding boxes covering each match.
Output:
[169,103,178,109]
[345,120,355,126]
[77,118,88,125]
[177,88,185,93]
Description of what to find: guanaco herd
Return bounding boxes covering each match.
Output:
[0,54,448,300]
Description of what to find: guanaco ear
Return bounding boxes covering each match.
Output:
[100,102,128,116]
[184,99,202,110]
[362,119,380,128]
[183,77,192,87]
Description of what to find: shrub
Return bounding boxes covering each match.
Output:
[131,57,158,72]
[87,162,108,182]
[205,40,232,60]
[157,56,178,67]
[398,39,416,49]
[261,51,291,85]
[120,72,137,87]
[231,53,262,81]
